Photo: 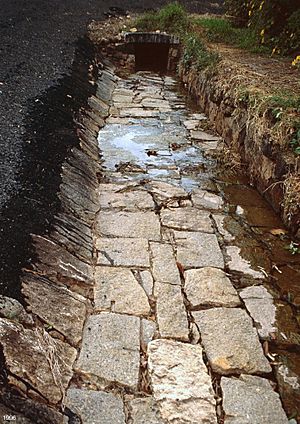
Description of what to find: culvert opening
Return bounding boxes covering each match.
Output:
[124,32,180,73]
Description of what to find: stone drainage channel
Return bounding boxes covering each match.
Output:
[1,68,300,423]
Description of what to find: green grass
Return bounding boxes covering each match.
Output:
[182,35,219,71]
[135,2,189,36]
[193,17,271,54]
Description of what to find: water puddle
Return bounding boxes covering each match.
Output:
[97,71,300,419]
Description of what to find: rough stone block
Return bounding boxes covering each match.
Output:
[155,282,189,341]
[148,339,217,423]
[174,231,224,269]
[0,318,76,404]
[76,313,140,389]
[22,273,87,346]
[193,308,272,375]
[184,267,240,309]
[96,237,150,267]
[94,267,150,316]
[96,211,161,241]
[221,375,288,423]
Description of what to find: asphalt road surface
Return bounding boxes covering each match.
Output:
[0,0,222,298]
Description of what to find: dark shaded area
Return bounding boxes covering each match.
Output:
[135,43,170,71]
[0,37,97,299]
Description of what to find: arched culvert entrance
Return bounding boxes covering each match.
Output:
[124,32,180,72]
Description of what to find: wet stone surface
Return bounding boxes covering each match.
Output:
[12,71,294,420]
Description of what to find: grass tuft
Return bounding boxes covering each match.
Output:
[135,2,189,36]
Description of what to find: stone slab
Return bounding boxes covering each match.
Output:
[213,214,236,242]
[0,295,33,326]
[184,267,240,309]
[22,273,87,346]
[33,235,94,293]
[0,318,76,404]
[96,211,161,241]
[240,286,276,339]
[160,207,213,233]
[65,389,125,424]
[94,267,150,316]
[193,308,271,375]
[141,319,157,349]
[221,375,288,423]
[76,313,140,389]
[148,339,217,423]
[174,231,224,269]
[99,189,154,211]
[154,282,189,341]
[129,398,164,424]
[190,130,221,141]
[119,109,159,118]
[225,246,265,279]
[140,270,154,296]
[96,237,150,267]
[192,189,224,210]
[150,242,181,285]
[146,181,188,203]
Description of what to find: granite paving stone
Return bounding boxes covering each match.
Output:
[96,211,161,240]
[193,308,272,374]
[96,237,150,267]
[140,270,154,297]
[225,246,266,279]
[129,397,164,424]
[94,267,150,316]
[192,189,224,210]
[160,207,214,233]
[64,389,126,424]
[154,282,189,341]
[184,267,240,309]
[99,189,154,210]
[174,231,224,269]
[221,375,288,423]
[150,242,181,285]
[240,285,276,339]
[148,340,217,423]
[76,313,140,389]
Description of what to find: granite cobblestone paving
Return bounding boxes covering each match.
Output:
[6,71,288,422]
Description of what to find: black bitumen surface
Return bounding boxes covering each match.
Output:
[0,0,222,298]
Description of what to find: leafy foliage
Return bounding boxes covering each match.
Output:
[224,0,300,55]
